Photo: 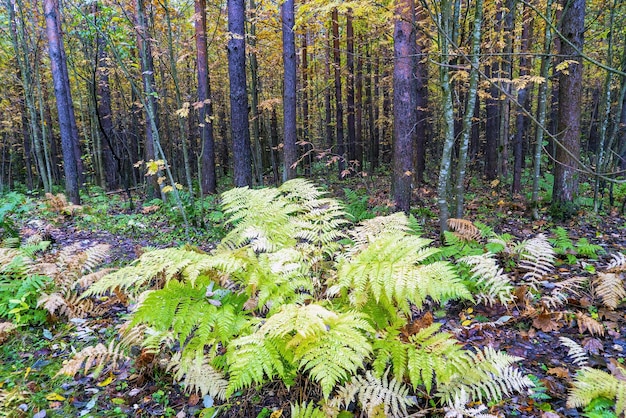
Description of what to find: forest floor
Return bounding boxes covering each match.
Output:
[1,178,626,418]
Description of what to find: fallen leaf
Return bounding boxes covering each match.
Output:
[532,312,562,333]
[547,367,569,379]
[45,393,66,401]
[97,375,115,387]
[270,409,283,418]
[188,393,200,406]
[582,337,603,355]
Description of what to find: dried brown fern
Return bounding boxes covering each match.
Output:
[447,218,482,241]
[575,311,604,337]
[593,272,626,310]
[56,340,129,377]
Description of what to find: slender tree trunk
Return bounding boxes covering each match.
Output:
[301,31,311,176]
[531,0,554,219]
[195,0,216,194]
[282,0,297,180]
[325,36,333,150]
[552,0,586,217]
[346,8,356,164]
[414,3,428,184]
[437,0,455,233]
[393,0,416,213]
[248,0,263,185]
[355,39,363,170]
[512,2,531,194]
[332,8,345,176]
[228,0,252,187]
[454,0,483,218]
[44,0,79,204]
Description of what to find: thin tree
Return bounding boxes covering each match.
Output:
[282,0,297,180]
[195,0,216,194]
[392,0,416,213]
[43,0,80,204]
[331,7,345,176]
[228,0,252,187]
[552,0,586,217]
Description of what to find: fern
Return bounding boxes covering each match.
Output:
[57,340,129,377]
[444,389,498,418]
[575,238,604,259]
[333,224,472,313]
[559,337,588,366]
[541,276,586,309]
[460,253,515,306]
[516,234,555,288]
[567,367,626,416]
[227,304,374,398]
[168,352,228,401]
[549,227,575,254]
[290,402,327,418]
[593,272,625,310]
[331,369,416,418]
[447,219,482,241]
[606,252,626,273]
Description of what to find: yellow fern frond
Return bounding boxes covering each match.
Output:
[57,340,129,377]
[168,353,228,400]
[567,367,626,416]
[290,402,327,418]
[447,218,481,241]
[593,272,626,310]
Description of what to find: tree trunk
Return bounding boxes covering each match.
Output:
[346,8,356,164]
[228,0,252,187]
[248,0,263,185]
[392,0,416,213]
[552,0,586,218]
[414,3,428,184]
[282,0,297,180]
[44,0,80,204]
[332,8,345,176]
[195,0,216,194]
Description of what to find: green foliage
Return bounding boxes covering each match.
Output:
[291,402,327,418]
[0,192,34,245]
[342,188,375,222]
[549,227,605,263]
[567,367,626,416]
[76,180,531,413]
[0,248,51,325]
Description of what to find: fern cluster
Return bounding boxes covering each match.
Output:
[69,180,532,416]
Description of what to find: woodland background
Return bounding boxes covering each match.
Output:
[1,0,624,223]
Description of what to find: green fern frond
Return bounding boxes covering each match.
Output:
[567,367,626,415]
[575,238,604,259]
[333,369,416,418]
[549,227,575,254]
[335,231,471,313]
[437,347,533,406]
[168,353,228,401]
[84,248,214,297]
[460,254,515,306]
[372,327,408,380]
[290,402,327,418]
[559,337,588,366]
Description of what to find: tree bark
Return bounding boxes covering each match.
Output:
[228,0,252,187]
[332,8,345,176]
[346,8,356,164]
[282,0,297,180]
[552,0,586,217]
[392,0,416,213]
[195,0,216,194]
[44,0,80,204]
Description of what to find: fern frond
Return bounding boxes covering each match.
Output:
[592,272,625,310]
[606,252,626,273]
[443,388,498,418]
[291,402,328,418]
[57,340,129,377]
[517,234,555,288]
[83,248,214,297]
[447,219,482,241]
[559,337,588,366]
[335,231,471,313]
[549,227,575,254]
[575,311,604,336]
[540,276,586,309]
[168,353,228,401]
[460,254,515,306]
[333,369,416,418]
[347,212,413,252]
[567,367,626,416]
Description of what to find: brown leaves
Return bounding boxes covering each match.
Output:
[532,311,562,333]
[575,312,604,337]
